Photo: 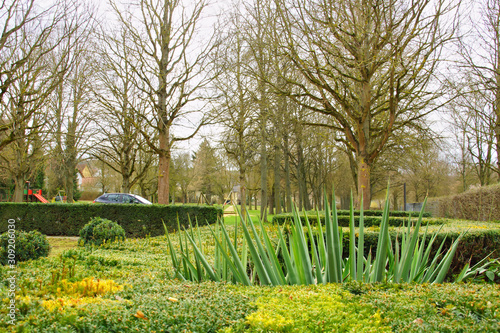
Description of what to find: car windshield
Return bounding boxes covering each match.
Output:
[130,194,152,204]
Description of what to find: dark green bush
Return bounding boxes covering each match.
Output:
[0,203,222,237]
[79,217,126,246]
[0,230,50,265]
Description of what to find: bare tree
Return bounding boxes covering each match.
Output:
[0,1,87,201]
[47,3,99,203]
[215,12,259,217]
[0,0,79,151]
[274,0,457,208]
[93,24,153,193]
[456,0,500,180]
[111,0,218,204]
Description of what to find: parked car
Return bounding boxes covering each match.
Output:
[93,193,153,205]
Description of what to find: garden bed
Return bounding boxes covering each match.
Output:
[1,222,499,332]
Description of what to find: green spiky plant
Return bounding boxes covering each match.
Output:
[164,188,469,285]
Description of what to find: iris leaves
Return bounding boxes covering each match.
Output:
[165,189,467,285]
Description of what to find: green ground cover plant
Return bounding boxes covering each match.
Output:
[1,233,499,332]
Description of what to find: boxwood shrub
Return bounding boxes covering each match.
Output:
[79,217,126,246]
[0,203,222,237]
[0,230,50,265]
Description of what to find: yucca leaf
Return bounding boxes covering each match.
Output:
[422,236,448,282]
[208,224,249,285]
[324,188,342,282]
[246,208,282,285]
[373,187,391,282]
[183,228,220,282]
[238,214,272,285]
[316,210,327,271]
[258,217,287,285]
[277,223,299,285]
[396,197,427,282]
[304,210,324,284]
[163,221,183,280]
[434,232,466,283]
[291,205,314,285]
[348,192,356,281]
[211,220,251,285]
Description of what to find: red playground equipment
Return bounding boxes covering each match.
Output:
[24,181,48,203]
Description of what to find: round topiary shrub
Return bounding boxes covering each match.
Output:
[0,230,50,265]
[79,217,126,246]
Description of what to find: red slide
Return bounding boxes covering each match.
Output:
[33,193,48,203]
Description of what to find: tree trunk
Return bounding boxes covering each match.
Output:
[260,149,268,221]
[297,141,310,211]
[274,144,281,214]
[66,169,75,203]
[269,184,275,215]
[13,175,24,202]
[239,168,246,221]
[340,195,350,210]
[158,127,171,204]
[259,120,268,220]
[496,128,500,179]
[357,157,371,210]
[284,135,292,212]
[122,175,131,193]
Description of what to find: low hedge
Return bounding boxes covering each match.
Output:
[273,214,441,227]
[318,228,500,278]
[0,203,222,237]
[274,209,431,221]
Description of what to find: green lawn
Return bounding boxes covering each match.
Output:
[223,207,275,225]
[47,237,78,258]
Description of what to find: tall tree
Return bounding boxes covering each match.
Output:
[48,3,98,203]
[0,0,78,151]
[457,0,500,180]
[93,24,152,193]
[111,0,218,204]
[275,0,457,208]
[215,13,258,217]
[0,1,85,201]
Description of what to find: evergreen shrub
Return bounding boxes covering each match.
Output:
[0,230,50,265]
[79,217,126,246]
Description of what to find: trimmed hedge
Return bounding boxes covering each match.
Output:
[428,183,500,221]
[273,214,440,227]
[0,203,222,237]
[311,229,500,278]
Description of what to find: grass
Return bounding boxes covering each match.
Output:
[223,208,275,225]
[47,236,78,258]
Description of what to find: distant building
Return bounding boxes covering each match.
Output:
[76,161,99,192]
